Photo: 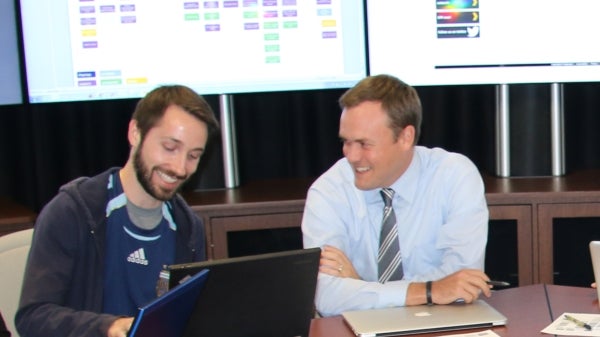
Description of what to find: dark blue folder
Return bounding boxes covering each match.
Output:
[127,268,209,337]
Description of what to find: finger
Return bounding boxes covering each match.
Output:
[319,265,339,276]
[321,249,343,264]
[321,246,344,266]
[319,263,345,276]
[464,283,489,299]
[473,277,493,297]
[460,288,478,303]
[320,249,337,261]
[470,276,489,290]
[462,280,486,302]
[480,283,493,297]
[462,271,493,297]
[319,257,338,270]
[321,258,343,272]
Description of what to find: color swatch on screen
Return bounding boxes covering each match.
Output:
[435,0,480,39]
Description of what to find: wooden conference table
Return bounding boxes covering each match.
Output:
[309,284,599,337]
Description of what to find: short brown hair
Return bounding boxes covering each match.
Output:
[132,85,219,141]
[339,74,422,143]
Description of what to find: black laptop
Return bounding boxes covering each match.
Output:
[167,247,321,337]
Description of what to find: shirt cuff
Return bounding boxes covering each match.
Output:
[376,280,409,307]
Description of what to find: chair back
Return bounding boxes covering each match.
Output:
[0,228,34,337]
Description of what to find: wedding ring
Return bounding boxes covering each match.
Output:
[338,264,343,272]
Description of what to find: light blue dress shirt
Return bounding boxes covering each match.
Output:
[302,146,489,317]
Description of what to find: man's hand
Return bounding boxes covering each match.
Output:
[107,317,134,337]
[319,245,360,279]
[407,269,492,305]
[431,269,492,304]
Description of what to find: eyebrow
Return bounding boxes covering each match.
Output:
[339,136,369,143]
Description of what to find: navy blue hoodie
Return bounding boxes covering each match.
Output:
[16,167,206,337]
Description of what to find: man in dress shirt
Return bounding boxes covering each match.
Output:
[302,74,492,317]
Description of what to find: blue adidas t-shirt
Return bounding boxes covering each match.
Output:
[102,172,176,316]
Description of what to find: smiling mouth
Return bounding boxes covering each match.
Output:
[155,169,182,184]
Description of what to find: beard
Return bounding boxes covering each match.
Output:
[133,143,188,201]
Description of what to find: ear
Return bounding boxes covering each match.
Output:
[128,120,141,147]
[399,125,416,147]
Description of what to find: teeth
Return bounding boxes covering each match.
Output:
[356,167,370,173]
[156,170,177,183]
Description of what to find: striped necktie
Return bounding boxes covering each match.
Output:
[378,188,403,283]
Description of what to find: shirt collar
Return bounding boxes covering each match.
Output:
[390,149,421,205]
[364,148,421,206]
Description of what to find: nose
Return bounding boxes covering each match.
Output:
[343,142,361,163]
[171,153,188,178]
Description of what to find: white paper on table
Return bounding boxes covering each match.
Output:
[541,313,600,336]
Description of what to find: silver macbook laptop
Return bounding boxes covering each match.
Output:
[342,299,507,337]
[127,269,209,337]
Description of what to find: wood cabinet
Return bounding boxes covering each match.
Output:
[185,170,600,287]
[3,170,600,287]
[184,178,311,260]
[0,197,36,236]
[483,170,600,285]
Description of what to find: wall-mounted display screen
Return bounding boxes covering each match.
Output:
[0,0,24,105]
[367,0,600,86]
[20,0,367,103]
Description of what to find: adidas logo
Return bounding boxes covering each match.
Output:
[127,248,149,266]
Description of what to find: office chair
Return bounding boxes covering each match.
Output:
[0,228,34,337]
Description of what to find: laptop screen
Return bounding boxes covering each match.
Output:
[168,248,320,337]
